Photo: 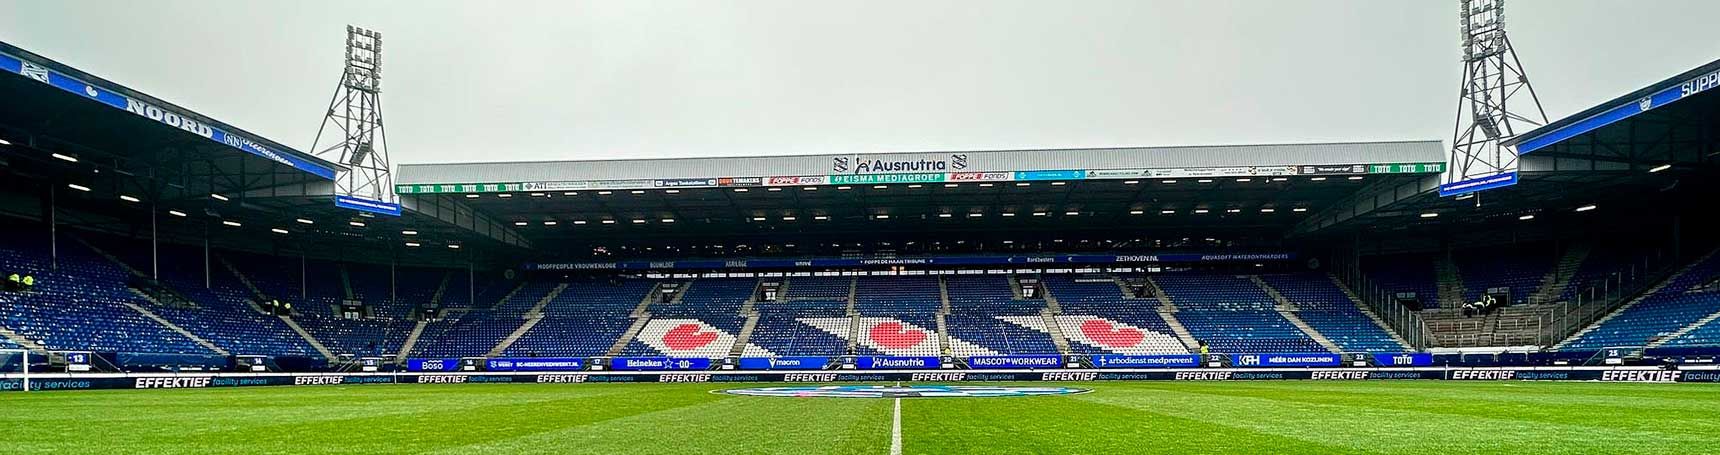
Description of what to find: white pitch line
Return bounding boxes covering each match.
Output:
[889,397,903,455]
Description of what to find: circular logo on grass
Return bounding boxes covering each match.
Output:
[721,385,1090,398]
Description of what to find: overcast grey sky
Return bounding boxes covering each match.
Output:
[4,1,1719,165]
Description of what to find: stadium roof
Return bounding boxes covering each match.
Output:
[396,140,1445,192]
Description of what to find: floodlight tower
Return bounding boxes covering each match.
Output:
[312,25,396,211]
[1443,0,1547,196]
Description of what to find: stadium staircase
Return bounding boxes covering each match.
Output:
[277,315,335,360]
[429,272,452,310]
[606,318,651,356]
[1251,276,1342,353]
[845,277,861,354]
[1435,256,1467,309]
[339,265,355,303]
[488,281,528,311]
[0,326,48,353]
[120,291,229,355]
[1327,274,1414,348]
[1647,309,1720,349]
[727,280,763,357]
[1555,248,1719,350]
[1033,276,1073,355]
[1532,244,1591,305]
[1144,277,1200,350]
[394,320,429,364]
[1422,304,1549,348]
[489,283,567,356]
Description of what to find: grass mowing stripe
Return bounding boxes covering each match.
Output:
[901,390,1347,454]
[1078,383,1718,453]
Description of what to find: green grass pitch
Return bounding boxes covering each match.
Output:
[1,381,1715,454]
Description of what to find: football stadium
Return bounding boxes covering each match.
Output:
[4,2,1720,454]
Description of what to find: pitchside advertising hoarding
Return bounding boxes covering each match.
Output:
[1090,354,1202,368]
[528,252,1296,271]
[4,367,1711,392]
[966,355,1062,369]
[737,357,831,370]
[394,162,1445,195]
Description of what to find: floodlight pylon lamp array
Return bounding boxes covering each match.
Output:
[312,25,395,207]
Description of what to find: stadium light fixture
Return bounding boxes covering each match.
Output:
[1051,181,1066,186]
[1197,179,1212,183]
[871,185,886,190]
[1123,180,1139,185]
[1272,177,1289,182]
[813,215,829,221]
[661,218,675,223]
[349,221,366,227]
[1649,164,1672,173]
[1129,210,1145,215]
[405,242,420,247]
[782,216,797,221]
[944,183,959,188]
[401,230,417,235]
[751,216,767,222]
[631,219,646,224]
[1261,208,1276,213]
[529,193,545,197]
[1001,212,1016,217]
[1032,211,1048,217]
[631,190,646,194]
[296,218,314,225]
[210,193,229,201]
[359,212,374,218]
[497,193,512,198]
[1575,204,1597,212]
[563,192,578,196]
[874,214,890,220]
[447,244,461,249]
[938,213,953,218]
[803,187,818,191]
[661,189,678,194]
[1236,178,1253,182]
[1194,209,1210,214]
[1519,214,1536,220]
[543,221,558,226]
[167,210,187,217]
[119,195,140,203]
[837,186,852,191]
[968,213,983,218]
[465,194,480,198]
[51,153,79,163]
[1161,180,1177,184]
[221,220,242,227]
[270,228,289,234]
[908,184,923,189]
[1310,177,1328,181]
[979,183,994,187]
[1420,212,1439,218]
[1292,207,1308,212]
[66,183,91,192]
[573,220,588,225]
[1348,176,1364,180]
[597,191,613,195]
[0,138,9,145]
[513,221,528,226]
[767,187,783,192]
[1227,208,1242,213]
[1064,211,1079,216]
[1015,182,1030,187]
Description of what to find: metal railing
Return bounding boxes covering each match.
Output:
[1543,249,1677,346]
[1333,265,1432,350]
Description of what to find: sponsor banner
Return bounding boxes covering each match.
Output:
[856,356,941,370]
[528,252,1295,271]
[1091,354,1201,368]
[830,153,970,175]
[653,178,718,188]
[1147,167,1253,178]
[1373,353,1434,367]
[717,177,763,187]
[1517,67,1714,154]
[0,51,337,180]
[1299,164,1368,175]
[946,171,1014,182]
[827,173,946,185]
[737,357,831,370]
[406,358,462,372]
[397,182,521,194]
[1368,162,1445,174]
[608,357,712,371]
[485,358,586,372]
[1013,170,1087,181]
[1598,370,1682,383]
[765,175,827,186]
[966,355,1062,369]
[1231,353,1342,367]
[333,195,403,217]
